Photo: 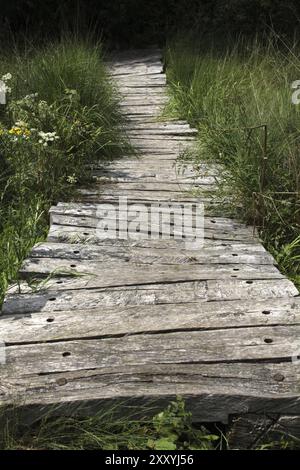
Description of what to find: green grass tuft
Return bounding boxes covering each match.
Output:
[0,37,131,304]
[166,34,300,288]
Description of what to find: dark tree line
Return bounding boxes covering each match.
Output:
[1,0,300,45]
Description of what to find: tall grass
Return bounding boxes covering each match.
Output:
[0,398,220,450]
[0,37,129,304]
[166,34,300,287]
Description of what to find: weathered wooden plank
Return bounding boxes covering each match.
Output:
[227,414,275,449]
[99,180,208,190]
[77,193,216,205]
[127,134,195,141]
[128,137,194,145]
[118,105,164,115]
[115,77,166,86]
[48,211,254,236]
[262,415,300,447]
[94,174,215,184]
[49,216,257,241]
[19,258,284,292]
[207,279,299,301]
[44,219,265,248]
[2,281,208,313]
[121,96,168,105]
[110,61,163,71]
[50,206,249,228]
[109,57,162,67]
[128,144,195,153]
[109,66,163,76]
[2,298,300,344]
[77,188,218,203]
[3,278,297,315]
[118,86,166,95]
[227,414,300,449]
[1,363,300,423]
[94,160,218,172]
[127,130,197,137]
[2,326,300,378]
[124,119,192,127]
[93,172,218,184]
[29,242,274,265]
[122,118,196,127]
[88,180,214,191]
[46,224,259,245]
[30,239,268,254]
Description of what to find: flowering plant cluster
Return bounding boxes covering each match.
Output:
[0,77,104,201]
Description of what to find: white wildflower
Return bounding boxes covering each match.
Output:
[66,174,77,184]
[15,120,29,128]
[65,88,77,95]
[1,73,12,82]
[24,93,38,100]
[38,131,60,146]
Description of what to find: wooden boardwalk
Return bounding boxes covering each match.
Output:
[1,49,300,428]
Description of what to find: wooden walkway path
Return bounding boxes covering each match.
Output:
[1,49,300,428]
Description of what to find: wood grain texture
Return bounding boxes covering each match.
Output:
[2,279,297,315]
[2,298,300,344]
[1,363,300,423]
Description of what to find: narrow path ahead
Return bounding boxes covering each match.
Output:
[1,49,300,425]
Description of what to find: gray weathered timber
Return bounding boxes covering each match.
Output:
[2,298,300,344]
[2,326,300,378]
[2,278,298,316]
[46,224,259,245]
[1,363,299,423]
[1,49,299,434]
[29,242,275,265]
[227,414,300,449]
[49,211,254,234]
[19,260,284,288]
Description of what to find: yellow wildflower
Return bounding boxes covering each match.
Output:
[8,126,31,138]
[9,126,22,135]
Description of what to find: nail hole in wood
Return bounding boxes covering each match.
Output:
[232,253,238,257]
[49,297,56,301]
[262,310,271,315]
[264,338,273,344]
[73,250,80,254]
[62,352,71,357]
[46,318,54,323]
[70,264,77,268]
[246,280,253,284]
[273,373,285,382]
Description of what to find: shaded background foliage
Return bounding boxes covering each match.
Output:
[1,0,300,45]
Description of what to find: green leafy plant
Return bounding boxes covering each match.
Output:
[148,397,219,450]
[0,398,220,450]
